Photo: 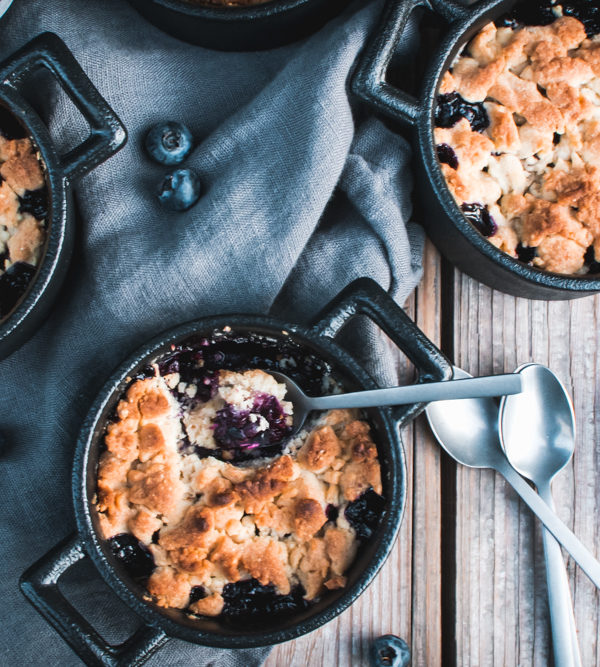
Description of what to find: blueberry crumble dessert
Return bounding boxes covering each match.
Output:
[435,2,600,274]
[94,335,384,623]
[0,113,47,319]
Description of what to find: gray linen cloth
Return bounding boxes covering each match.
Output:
[0,0,424,664]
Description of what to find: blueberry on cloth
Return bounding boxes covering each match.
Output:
[157,168,201,211]
[0,261,36,319]
[370,635,411,667]
[145,121,193,165]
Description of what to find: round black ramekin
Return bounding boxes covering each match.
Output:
[20,278,451,665]
[127,0,350,50]
[0,33,127,361]
[352,0,600,300]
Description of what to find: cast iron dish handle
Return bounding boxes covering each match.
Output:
[351,0,483,124]
[0,32,127,181]
[20,533,169,667]
[311,277,452,424]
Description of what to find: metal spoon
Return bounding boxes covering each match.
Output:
[425,366,600,590]
[269,370,521,435]
[500,364,581,667]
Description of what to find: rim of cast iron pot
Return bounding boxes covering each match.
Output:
[419,0,600,294]
[0,86,67,351]
[152,0,315,21]
[73,314,406,648]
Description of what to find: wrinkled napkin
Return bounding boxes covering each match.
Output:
[0,0,424,664]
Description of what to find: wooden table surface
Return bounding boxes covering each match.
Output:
[265,241,600,666]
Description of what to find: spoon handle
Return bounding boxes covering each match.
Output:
[309,374,522,410]
[497,460,600,590]
[538,484,582,667]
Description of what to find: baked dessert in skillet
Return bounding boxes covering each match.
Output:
[435,1,600,275]
[0,110,47,320]
[94,336,384,624]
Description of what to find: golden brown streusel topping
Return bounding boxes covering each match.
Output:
[94,370,383,617]
[0,131,47,319]
[435,13,600,274]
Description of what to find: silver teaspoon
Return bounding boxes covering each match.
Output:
[425,366,600,590]
[269,370,521,435]
[500,364,581,667]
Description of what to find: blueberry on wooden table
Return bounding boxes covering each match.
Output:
[145,121,193,165]
[370,635,411,667]
[157,167,201,211]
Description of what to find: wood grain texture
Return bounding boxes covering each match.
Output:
[451,272,600,667]
[265,242,444,667]
[267,249,600,667]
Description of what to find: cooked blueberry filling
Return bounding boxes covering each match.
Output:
[133,334,333,465]
[435,93,489,133]
[561,1,600,37]
[436,143,459,169]
[495,3,556,29]
[148,334,330,400]
[326,503,339,522]
[0,108,27,140]
[345,488,385,541]
[0,262,36,319]
[189,586,207,604]
[108,533,155,581]
[496,0,600,37]
[212,393,292,453]
[461,202,497,237]
[18,187,48,221]
[584,246,600,273]
[516,243,538,264]
[220,578,309,624]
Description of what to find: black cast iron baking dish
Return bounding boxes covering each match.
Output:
[127,0,350,51]
[0,33,127,360]
[20,278,451,666]
[352,0,600,300]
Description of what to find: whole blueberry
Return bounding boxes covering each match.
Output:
[157,168,201,211]
[370,635,411,667]
[145,121,193,165]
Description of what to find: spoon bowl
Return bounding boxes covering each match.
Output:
[424,366,504,469]
[499,363,580,667]
[499,363,575,488]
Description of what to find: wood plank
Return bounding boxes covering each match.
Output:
[451,271,600,666]
[266,241,444,666]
